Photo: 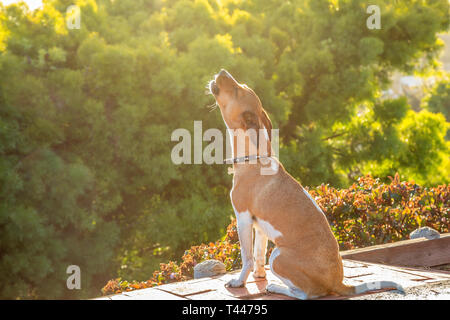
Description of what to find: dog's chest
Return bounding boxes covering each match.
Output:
[230,179,283,243]
[253,217,283,242]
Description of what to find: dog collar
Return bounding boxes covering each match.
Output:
[224,155,269,164]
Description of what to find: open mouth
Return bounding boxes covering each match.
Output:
[209,80,219,96]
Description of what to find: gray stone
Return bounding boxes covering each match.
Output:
[409,227,440,240]
[194,259,226,279]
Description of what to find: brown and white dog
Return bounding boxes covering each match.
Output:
[208,69,403,299]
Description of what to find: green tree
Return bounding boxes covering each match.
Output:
[423,77,450,141]
[424,77,450,121]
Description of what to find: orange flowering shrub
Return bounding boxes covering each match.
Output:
[310,174,449,250]
[102,174,449,295]
[102,221,242,295]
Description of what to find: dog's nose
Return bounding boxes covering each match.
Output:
[217,69,231,79]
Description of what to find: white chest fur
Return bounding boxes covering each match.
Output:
[230,180,283,243]
[253,217,282,242]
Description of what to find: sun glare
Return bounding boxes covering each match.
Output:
[2,0,43,11]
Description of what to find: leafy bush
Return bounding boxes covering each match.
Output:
[102,174,449,295]
[312,173,449,249]
[102,221,243,295]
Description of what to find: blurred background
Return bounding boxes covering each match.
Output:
[0,0,448,299]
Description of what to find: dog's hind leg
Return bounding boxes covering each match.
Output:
[266,282,308,300]
[266,248,311,300]
[253,227,267,278]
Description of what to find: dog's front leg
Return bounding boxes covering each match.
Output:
[226,211,254,288]
[253,227,267,278]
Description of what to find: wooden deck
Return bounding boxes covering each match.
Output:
[95,259,450,300]
[95,234,450,300]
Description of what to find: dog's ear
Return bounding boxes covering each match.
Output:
[260,108,272,141]
[241,111,259,131]
[240,111,260,150]
[240,110,272,156]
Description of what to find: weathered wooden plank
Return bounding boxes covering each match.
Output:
[156,278,225,297]
[340,233,450,267]
[94,258,450,300]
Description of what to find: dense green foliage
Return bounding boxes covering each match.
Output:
[101,174,449,296]
[0,0,449,298]
[425,77,450,122]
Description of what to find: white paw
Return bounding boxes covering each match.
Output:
[253,268,266,278]
[225,278,245,288]
[265,283,279,293]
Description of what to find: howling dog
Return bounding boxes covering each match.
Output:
[208,69,403,299]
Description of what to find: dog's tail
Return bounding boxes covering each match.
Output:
[334,281,404,296]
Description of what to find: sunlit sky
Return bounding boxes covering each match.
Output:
[2,0,43,10]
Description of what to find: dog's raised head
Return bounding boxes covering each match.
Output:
[209,69,272,158]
